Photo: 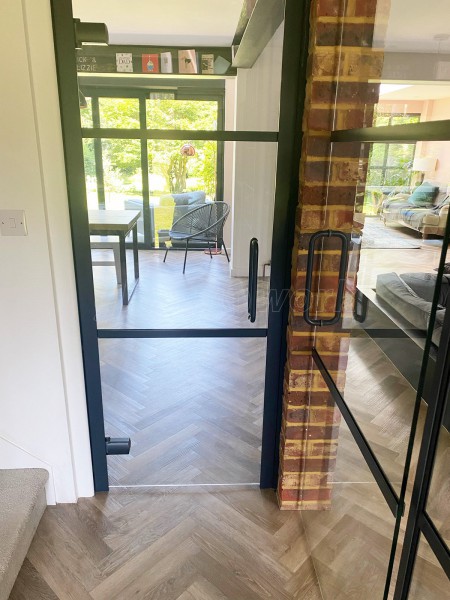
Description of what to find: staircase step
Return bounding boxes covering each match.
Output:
[0,469,48,600]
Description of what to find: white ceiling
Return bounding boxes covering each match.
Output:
[379,84,450,101]
[71,0,244,46]
[374,1,450,53]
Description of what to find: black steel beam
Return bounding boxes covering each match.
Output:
[331,119,450,143]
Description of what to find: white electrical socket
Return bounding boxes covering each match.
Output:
[0,210,28,236]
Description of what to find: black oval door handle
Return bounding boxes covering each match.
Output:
[304,230,349,326]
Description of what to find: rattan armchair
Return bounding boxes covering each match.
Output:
[163,202,230,273]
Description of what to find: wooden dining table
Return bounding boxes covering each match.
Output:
[88,210,140,305]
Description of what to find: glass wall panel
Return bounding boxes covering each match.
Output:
[90,141,276,330]
[302,411,397,600]
[147,138,219,247]
[100,138,143,210]
[146,98,219,131]
[332,2,450,130]
[99,337,267,486]
[426,394,450,547]
[315,138,450,494]
[80,95,93,127]
[98,97,140,128]
[408,536,450,599]
[82,138,99,209]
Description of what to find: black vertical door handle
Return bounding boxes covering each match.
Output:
[248,238,259,323]
[304,230,349,326]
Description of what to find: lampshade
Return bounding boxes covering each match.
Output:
[412,156,437,173]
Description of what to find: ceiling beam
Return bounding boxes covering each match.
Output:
[232,0,284,68]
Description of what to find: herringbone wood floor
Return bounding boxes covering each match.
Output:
[91,250,269,486]
[92,249,270,330]
[10,488,322,600]
[18,246,443,598]
[100,337,266,486]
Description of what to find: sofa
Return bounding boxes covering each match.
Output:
[372,272,450,431]
[381,182,449,238]
[376,271,449,346]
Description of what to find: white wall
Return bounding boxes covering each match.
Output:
[222,78,236,249]
[231,23,284,277]
[0,0,94,504]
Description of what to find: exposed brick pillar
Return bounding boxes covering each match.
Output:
[278,0,386,510]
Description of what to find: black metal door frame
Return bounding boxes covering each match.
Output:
[50,0,310,492]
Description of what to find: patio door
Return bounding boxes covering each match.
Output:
[299,1,450,598]
[51,0,307,491]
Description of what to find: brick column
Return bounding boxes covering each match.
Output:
[278,0,386,510]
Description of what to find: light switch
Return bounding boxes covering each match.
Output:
[0,210,28,236]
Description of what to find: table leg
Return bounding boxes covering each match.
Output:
[119,232,129,305]
[132,224,139,279]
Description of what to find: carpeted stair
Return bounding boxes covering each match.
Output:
[0,469,48,600]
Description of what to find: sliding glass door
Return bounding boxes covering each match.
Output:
[300,0,450,597]
[51,0,306,493]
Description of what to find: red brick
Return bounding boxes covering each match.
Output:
[304,160,331,182]
[316,0,344,17]
[354,0,378,17]
[306,106,334,130]
[316,21,375,48]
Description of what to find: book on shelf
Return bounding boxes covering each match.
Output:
[160,51,173,74]
[142,54,159,74]
[214,55,231,75]
[201,54,214,75]
[178,49,198,74]
[116,52,133,73]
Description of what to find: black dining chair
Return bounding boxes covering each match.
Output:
[163,202,230,273]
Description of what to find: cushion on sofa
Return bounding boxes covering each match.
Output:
[407,182,439,207]
[376,272,449,346]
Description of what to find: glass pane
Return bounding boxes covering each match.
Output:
[148,138,219,247]
[82,138,98,209]
[426,393,450,547]
[80,95,93,127]
[90,141,276,329]
[98,97,140,128]
[301,404,397,599]
[146,98,219,130]
[409,535,450,599]
[332,2,450,130]
[99,337,266,485]
[101,139,142,209]
[316,139,450,494]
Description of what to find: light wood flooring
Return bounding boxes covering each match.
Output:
[10,488,322,600]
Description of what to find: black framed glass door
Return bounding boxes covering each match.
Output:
[300,0,450,596]
[51,0,308,492]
